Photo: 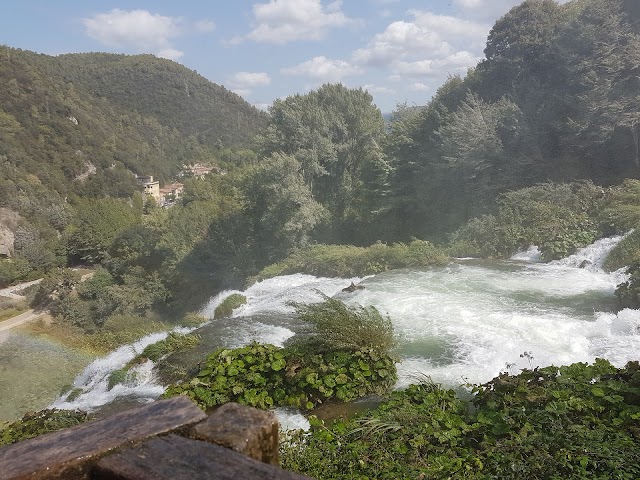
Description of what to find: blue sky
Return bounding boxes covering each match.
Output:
[0,0,547,113]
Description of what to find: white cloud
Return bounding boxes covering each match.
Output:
[409,82,430,92]
[353,20,454,67]
[362,84,395,95]
[157,48,184,60]
[83,9,182,52]
[232,89,252,97]
[253,102,271,111]
[452,0,524,21]
[409,10,490,47]
[282,56,362,82]
[395,50,480,77]
[83,9,217,59]
[245,0,353,45]
[230,72,271,88]
[195,19,216,33]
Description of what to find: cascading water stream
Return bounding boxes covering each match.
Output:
[41,235,640,418]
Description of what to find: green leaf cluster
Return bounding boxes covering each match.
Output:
[282,359,640,479]
[163,342,396,412]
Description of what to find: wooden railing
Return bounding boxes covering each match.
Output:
[0,397,310,479]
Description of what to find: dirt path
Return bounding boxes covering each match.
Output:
[0,279,42,299]
[0,309,47,332]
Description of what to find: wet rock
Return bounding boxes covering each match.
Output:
[342,282,365,293]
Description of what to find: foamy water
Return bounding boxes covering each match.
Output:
[44,236,640,415]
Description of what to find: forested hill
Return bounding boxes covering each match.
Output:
[0,44,265,204]
[55,53,267,149]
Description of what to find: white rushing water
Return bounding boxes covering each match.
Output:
[50,236,640,413]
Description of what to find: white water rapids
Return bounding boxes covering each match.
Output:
[36,235,640,417]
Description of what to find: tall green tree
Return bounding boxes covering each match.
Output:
[66,198,138,263]
[260,84,389,244]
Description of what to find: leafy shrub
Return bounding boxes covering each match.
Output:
[251,240,448,282]
[282,359,640,479]
[603,229,640,271]
[449,182,604,260]
[598,179,640,233]
[163,342,396,412]
[213,293,247,318]
[289,295,395,356]
[0,410,91,447]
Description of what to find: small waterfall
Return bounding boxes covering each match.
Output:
[510,246,542,262]
[554,235,625,270]
[50,327,193,412]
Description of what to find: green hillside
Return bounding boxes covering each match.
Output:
[55,53,267,149]
[0,46,266,285]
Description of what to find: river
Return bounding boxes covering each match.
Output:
[2,236,640,423]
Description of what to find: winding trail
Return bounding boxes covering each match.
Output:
[0,309,46,333]
[0,279,42,299]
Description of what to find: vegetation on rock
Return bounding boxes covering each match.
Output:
[213,293,247,319]
[282,359,640,479]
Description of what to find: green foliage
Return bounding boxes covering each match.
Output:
[289,296,395,356]
[614,263,640,308]
[252,240,448,281]
[259,84,390,245]
[107,368,131,391]
[0,409,91,447]
[282,359,640,479]
[67,198,138,264]
[599,179,640,233]
[165,298,397,411]
[603,229,640,271]
[213,293,247,319]
[449,182,605,260]
[163,342,396,412]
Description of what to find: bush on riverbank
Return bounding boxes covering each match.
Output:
[281,359,640,479]
[251,240,448,283]
[164,298,397,411]
[449,182,604,260]
[163,342,396,411]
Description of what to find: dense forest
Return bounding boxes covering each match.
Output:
[2,0,640,338]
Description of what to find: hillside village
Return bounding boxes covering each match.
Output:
[135,163,222,207]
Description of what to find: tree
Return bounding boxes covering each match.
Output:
[259,84,389,244]
[66,198,138,263]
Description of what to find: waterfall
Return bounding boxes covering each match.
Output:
[39,236,639,416]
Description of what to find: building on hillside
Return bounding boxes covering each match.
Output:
[159,182,184,207]
[181,163,220,179]
[136,175,161,203]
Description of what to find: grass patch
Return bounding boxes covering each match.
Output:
[0,299,29,322]
[214,293,247,318]
[251,240,448,283]
[22,314,168,355]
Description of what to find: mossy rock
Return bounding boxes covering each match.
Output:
[214,293,247,318]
